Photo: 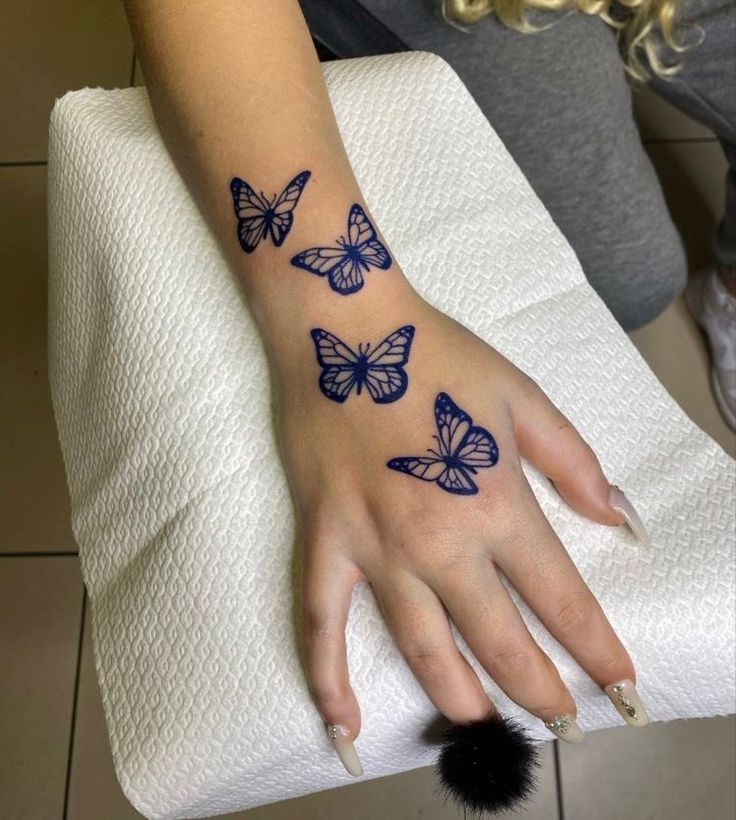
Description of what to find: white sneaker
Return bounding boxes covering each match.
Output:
[686,267,736,431]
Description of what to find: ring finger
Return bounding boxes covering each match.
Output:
[432,557,585,742]
[371,572,497,725]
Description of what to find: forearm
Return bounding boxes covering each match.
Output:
[123,0,413,366]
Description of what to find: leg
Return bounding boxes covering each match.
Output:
[359,0,687,329]
[643,0,736,275]
[645,0,736,428]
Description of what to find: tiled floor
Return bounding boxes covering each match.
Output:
[1,7,734,820]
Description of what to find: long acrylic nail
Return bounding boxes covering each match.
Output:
[604,679,650,727]
[609,485,652,548]
[327,724,364,776]
[544,714,585,743]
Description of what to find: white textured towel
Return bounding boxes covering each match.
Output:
[48,53,735,820]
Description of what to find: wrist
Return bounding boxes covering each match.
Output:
[255,267,421,370]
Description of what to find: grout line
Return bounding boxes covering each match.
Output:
[129,48,137,87]
[553,740,565,820]
[0,551,78,557]
[0,159,47,167]
[63,586,87,820]
[642,136,718,145]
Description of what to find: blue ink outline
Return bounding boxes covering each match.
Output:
[290,203,391,295]
[230,170,311,253]
[310,325,415,404]
[387,392,499,495]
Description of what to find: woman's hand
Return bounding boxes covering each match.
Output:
[269,281,650,773]
[122,0,651,780]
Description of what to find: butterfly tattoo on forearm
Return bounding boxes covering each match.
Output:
[310,325,415,403]
[291,204,392,295]
[388,393,499,495]
[230,170,311,253]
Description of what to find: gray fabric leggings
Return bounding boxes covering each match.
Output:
[360,0,736,330]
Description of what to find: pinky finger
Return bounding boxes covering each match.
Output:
[300,539,365,776]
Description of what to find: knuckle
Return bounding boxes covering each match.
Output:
[515,368,542,397]
[555,592,595,634]
[301,606,338,645]
[402,642,450,678]
[596,652,630,679]
[307,679,348,710]
[572,439,600,473]
[486,646,536,678]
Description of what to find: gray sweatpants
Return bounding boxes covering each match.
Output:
[360,0,736,330]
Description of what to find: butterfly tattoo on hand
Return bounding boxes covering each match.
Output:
[291,204,392,295]
[230,170,311,253]
[311,325,415,404]
[387,393,499,495]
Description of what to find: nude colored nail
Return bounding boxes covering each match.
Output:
[604,679,650,727]
[609,485,652,548]
[544,714,585,743]
[327,724,364,776]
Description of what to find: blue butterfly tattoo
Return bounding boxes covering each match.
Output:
[310,325,415,404]
[387,393,499,495]
[230,170,311,253]
[291,203,392,295]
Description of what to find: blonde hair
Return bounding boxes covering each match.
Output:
[442,0,695,81]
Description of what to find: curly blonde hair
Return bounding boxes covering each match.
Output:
[443,0,695,80]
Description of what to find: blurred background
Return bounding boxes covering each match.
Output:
[1,1,734,819]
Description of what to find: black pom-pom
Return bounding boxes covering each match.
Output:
[436,713,539,815]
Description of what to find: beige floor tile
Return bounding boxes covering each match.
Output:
[559,717,736,820]
[68,598,558,820]
[66,594,145,819]
[644,140,729,271]
[0,1,133,162]
[632,82,713,143]
[630,294,736,457]
[0,165,76,553]
[0,555,84,819]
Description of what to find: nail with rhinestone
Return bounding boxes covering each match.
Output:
[604,679,650,727]
[543,714,585,743]
[327,723,364,776]
[609,485,652,548]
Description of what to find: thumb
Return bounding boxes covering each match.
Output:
[509,374,635,529]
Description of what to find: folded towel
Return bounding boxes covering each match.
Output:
[47,52,736,820]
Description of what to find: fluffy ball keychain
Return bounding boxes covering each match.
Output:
[436,713,540,814]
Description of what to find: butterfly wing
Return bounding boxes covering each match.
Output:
[387,457,479,495]
[291,248,364,295]
[291,246,346,275]
[230,177,271,253]
[387,457,447,482]
[269,170,311,247]
[366,326,415,366]
[434,392,473,458]
[455,426,499,470]
[310,328,359,403]
[362,366,408,404]
[348,204,392,271]
[436,465,479,495]
[363,326,415,404]
[327,257,365,294]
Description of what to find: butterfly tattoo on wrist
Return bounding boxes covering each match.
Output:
[387,392,499,495]
[230,170,311,253]
[311,325,415,404]
[291,204,391,295]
